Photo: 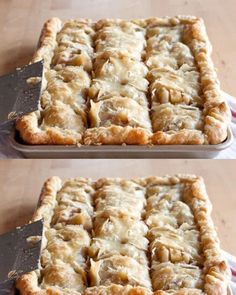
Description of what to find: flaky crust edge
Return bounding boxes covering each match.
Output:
[83,126,152,145]
[183,175,231,295]
[183,17,231,145]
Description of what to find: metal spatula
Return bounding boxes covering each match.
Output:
[0,219,43,294]
[0,61,43,133]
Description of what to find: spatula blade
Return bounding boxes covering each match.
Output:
[0,60,43,125]
[0,219,43,284]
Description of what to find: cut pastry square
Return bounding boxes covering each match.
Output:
[84,97,152,145]
[145,24,184,45]
[40,260,87,292]
[16,100,88,145]
[92,52,149,92]
[88,97,151,129]
[147,67,203,107]
[41,224,91,267]
[51,203,93,230]
[38,101,87,143]
[94,194,145,219]
[89,255,152,289]
[145,27,196,71]
[52,19,95,71]
[89,238,149,265]
[51,181,94,230]
[145,199,196,229]
[88,78,149,106]
[41,65,91,108]
[148,226,203,265]
[151,103,205,144]
[16,175,231,295]
[94,178,146,218]
[94,19,146,59]
[145,182,185,204]
[151,262,204,291]
[58,177,95,196]
[92,215,149,251]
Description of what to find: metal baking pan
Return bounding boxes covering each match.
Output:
[7,285,235,295]
[8,286,235,295]
[9,127,233,159]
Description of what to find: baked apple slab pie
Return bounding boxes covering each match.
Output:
[16,16,231,145]
[16,175,231,294]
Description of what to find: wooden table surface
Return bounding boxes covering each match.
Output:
[0,159,235,255]
[0,0,236,96]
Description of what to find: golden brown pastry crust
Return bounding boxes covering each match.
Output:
[16,16,230,145]
[17,175,230,295]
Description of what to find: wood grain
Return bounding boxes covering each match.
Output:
[0,0,235,95]
[0,159,235,255]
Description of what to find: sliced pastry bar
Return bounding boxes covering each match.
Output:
[88,178,152,292]
[84,19,151,145]
[143,175,230,294]
[151,103,204,144]
[16,19,94,144]
[142,16,230,144]
[17,177,95,295]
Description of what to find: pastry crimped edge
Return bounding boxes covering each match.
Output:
[182,17,231,145]
[15,16,231,146]
[16,175,231,295]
